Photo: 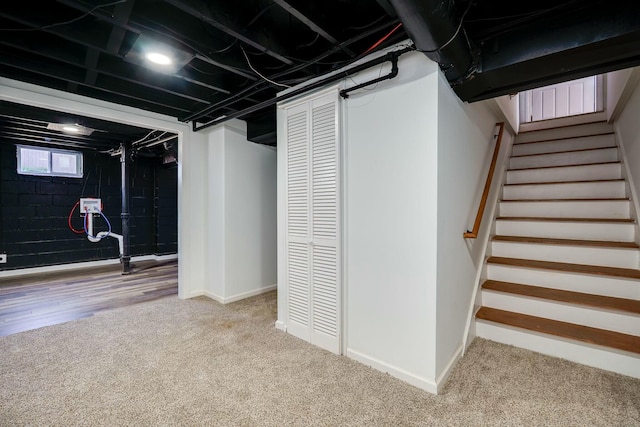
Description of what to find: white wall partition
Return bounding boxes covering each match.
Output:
[276,45,510,394]
[205,120,277,303]
[344,62,440,391]
[435,72,510,382]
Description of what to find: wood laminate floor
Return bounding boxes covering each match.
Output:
[0,260,178,337]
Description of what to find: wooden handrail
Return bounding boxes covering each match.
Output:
[464,122,505,239]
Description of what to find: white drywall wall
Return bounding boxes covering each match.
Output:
[206,127,226,299]
[494,94,519,133]
[607,68,640,122]
[223,121,277,301]
[434,72,505,380]
[614,77,640,229]
[344,53,440,391]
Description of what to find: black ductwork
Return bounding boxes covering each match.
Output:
[389,0,475,82]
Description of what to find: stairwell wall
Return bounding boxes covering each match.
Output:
[435,71,515,383]
[613,75,640,244]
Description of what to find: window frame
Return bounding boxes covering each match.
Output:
[17,145,83,178]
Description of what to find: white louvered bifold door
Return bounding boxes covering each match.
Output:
[285,105,311,342]
[284,90,340,354]
[309,98,340,353]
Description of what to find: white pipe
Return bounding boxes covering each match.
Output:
[86,213,101,243]
[85,213,124,257]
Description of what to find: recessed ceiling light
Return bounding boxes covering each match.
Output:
[47,123,94,136]
[125,34,193,74]
[146,52,173,65]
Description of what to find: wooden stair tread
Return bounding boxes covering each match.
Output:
[501,197,629,202]
[487,256,640,279]
[508,161,621,171]
[475,307,640,354]
[511,146,616,158]
[504,179,624,187]
[513,131,614,145]
[481,280,640,315]
[492,235,639,248]
[495,217,634,223]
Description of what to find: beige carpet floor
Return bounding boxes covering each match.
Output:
[1,291,638,426]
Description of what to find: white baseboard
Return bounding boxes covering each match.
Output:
[194,285,277,304]
[222,285,277,304]
[435,345,463,393]
[275,320,286,331]
[347,348,438,395]
[0,254,178,279]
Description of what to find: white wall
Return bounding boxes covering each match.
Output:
[206,127,226,299]
[344,52,441,392]
[607,68,640,122]
[201,120,277,303]
[614,77,640,234]
[434,72,506,382]
[493,94,519,134]
[223,121,277,302]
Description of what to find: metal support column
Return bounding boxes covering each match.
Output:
[120,142,131,274]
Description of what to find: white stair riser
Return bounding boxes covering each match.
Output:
[512,134,615,157]
[481,291,640,336]
[506,163,622,184]
[510,147,618,169]
[515,123,614,144]
[491,241,639,269]
[475,322,640,379]
[486,264,640,300]
[503,181,626,200]
[498,200,631,219]
[495,220,635,242]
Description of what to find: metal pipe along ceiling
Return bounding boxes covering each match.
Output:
[388,0,475,82]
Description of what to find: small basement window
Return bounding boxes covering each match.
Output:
[17,145,83,178]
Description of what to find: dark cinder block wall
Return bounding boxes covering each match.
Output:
[0,143,177,271]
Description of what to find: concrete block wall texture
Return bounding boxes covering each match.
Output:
[0,143,177,270]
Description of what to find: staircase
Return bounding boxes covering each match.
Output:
[475,120,640,378]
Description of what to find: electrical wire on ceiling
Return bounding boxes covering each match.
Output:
[417,1,474,53]
[361,23,403,56]
[0,0,127,31]
[296,33,321,49]
[347,15,387,31]
[240,46,291,88]
[465,0,582,23]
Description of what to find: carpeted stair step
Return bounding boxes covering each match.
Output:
[481,280,640,315]
[475,307,640,354]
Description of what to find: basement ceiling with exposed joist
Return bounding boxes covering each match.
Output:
[1,0,640,148]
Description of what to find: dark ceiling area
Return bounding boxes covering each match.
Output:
[0,0,639,149]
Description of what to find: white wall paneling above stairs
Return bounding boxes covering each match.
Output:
[474,118,640,379]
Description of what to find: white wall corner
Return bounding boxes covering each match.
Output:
[347,348,438,395]
[220,285,277,304]
[607,67,640,123]
[434,345,463,393]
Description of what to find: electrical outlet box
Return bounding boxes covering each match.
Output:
[80,198,102,214]
[0,254,6,263]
